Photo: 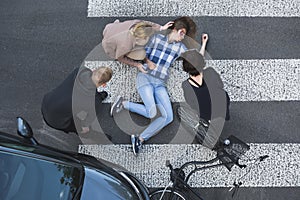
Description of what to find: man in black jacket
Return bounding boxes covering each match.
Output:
[41,66,112,134]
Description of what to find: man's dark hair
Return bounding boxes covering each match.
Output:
[181,50,205,76]
[169,16,196,39]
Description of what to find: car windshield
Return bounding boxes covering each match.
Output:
[80,167,139,200]
[0,150,82,200]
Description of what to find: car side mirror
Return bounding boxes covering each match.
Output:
[17,117,38,145]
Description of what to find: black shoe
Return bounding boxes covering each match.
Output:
[99,91,108,101]
[110,96,123,116]
[131,135,142,156]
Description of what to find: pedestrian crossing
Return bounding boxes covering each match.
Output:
[79,143,300,188]
[85,59,300,102]
[88,0,299,17]
[79,0,300,195]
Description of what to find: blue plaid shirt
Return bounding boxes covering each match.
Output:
[144,33,187,81]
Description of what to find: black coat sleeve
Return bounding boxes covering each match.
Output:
[204,68,230,120]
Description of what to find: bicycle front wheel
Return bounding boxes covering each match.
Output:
[149,189,187,200]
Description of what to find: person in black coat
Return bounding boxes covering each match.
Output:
[41,66,112,134]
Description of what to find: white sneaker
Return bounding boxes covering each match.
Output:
[110,96,123,116]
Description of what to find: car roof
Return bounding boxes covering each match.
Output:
[0,131,120,176]
[0,131,83,167]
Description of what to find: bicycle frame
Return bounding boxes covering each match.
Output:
[165,157,232,200]
[150,135,269,200]
[161,154,269,200]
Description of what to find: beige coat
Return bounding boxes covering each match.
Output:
[102,19,161,59]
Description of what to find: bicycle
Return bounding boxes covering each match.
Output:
[149,135,269,200]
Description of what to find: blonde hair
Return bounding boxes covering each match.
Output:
[93,66,113,85]
[131,22,153,39]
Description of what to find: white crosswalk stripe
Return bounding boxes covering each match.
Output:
[79,143,300,188]
[88,0,300,17]
[82,0,300,191]
[86,59,300,102]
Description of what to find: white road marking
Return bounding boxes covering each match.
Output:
[88,0,300,17]
[86,59,300,102]
[84,0,300,192]
[79,143,300,188]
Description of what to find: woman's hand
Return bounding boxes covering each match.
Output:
[137,63,148,73]
[145,58,157,70]
[160,21,174,31]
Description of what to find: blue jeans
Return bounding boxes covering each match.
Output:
[124,73,173,141]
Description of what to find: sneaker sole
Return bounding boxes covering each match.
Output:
[131,135,137,156]
[110,96,121,116]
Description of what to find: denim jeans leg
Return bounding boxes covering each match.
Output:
[123,84,157,119]
[140,85,173,141]
[155,85,173,126]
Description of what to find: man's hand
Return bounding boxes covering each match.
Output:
[200,33,209,56]
[202,33,208,44]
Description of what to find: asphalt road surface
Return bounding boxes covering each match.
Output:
[0,0,299,199]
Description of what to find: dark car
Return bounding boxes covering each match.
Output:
[0,117,150,200]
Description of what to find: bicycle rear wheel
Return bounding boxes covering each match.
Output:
[150,189,187,200]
